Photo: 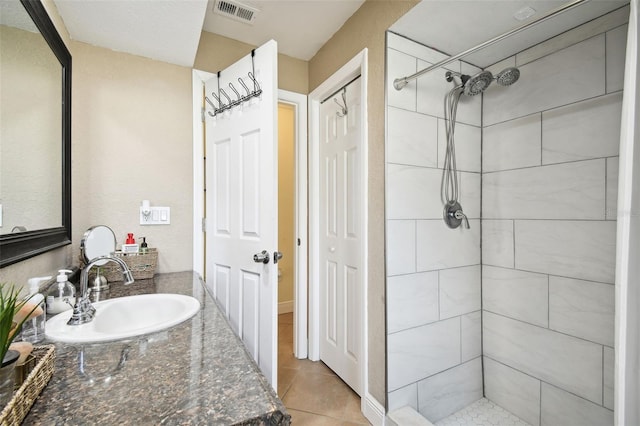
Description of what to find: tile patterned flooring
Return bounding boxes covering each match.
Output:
[435,399,531,426]
[278,313,371,425]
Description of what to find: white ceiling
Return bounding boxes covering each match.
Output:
[50,0,629,69]
[54,0,208,67]
[202,0,365,61]
[53,0,364,67]
[391,0,629,69]
[0,1,38,32]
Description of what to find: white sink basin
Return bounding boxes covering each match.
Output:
[45,294,200,343]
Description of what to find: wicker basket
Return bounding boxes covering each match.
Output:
[100,248,158,282]
[0,345,55,425]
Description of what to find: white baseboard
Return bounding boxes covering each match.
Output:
[278,300,293,314]
[363,392,386,426]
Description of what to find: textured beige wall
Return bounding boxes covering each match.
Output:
[71,41,193,274]
[308,0,419,405]
[278,104,295,304]
[194,31,309,94]
[0,0,72,286]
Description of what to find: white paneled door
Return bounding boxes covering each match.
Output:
[205,40,278,388]
[319,77,362,395]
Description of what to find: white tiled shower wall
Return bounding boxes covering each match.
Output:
[481,15,627,426]
[385,32,483,421]
[385,6,629,425]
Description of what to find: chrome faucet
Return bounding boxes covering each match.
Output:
[68,255,134,325]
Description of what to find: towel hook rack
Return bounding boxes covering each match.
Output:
[205,49,263,117]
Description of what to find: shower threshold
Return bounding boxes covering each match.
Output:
[435,398,531,426]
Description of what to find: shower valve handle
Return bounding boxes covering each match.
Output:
[454,210,470,229]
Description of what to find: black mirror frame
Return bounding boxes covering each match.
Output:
[0,0,72,268]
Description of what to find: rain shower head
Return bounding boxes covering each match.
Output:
[495,67,521,86]
[463,71,493,96]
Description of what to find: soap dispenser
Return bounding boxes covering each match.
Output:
[21,276,50,343]
[46,270,76,315]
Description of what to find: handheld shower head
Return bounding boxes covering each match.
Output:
[463,70,493,96]
[495,67,520,86]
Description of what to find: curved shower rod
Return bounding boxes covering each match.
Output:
[393,0,590,91]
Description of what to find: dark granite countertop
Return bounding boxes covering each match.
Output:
[24,271,290,425]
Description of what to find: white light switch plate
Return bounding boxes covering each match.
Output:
[140,207,170,225]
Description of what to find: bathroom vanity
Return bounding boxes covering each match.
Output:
[24,272,290,425]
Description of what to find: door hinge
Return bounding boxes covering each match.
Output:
[201,217,207,233]
[297,238,301,246]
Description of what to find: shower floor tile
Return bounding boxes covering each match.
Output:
[435,398,531,426]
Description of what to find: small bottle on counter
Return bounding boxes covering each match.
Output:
[46,270,76,314]
[140,237,148,254]
[21,277,49,343]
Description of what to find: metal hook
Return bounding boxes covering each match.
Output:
[334,88,348,117]
[238,77,252,96]
[211,92,224,107]
[248,71,261,92]
[205,96,218,117]
[219,88,232,105]
[229,82,242,101]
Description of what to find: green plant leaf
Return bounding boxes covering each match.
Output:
[0,283,37,363]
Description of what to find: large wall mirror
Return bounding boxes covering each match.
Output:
[0,0,71,267]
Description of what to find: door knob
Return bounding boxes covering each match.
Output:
[273,251,283,264]
[253,250,270,264]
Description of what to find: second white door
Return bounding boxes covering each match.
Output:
[319,77,362,395]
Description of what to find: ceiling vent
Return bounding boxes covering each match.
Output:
[213,0,259,24]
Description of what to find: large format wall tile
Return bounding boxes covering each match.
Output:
[483,160,606,220]
[417,358,483,422]
[387,107,438,167]
[439,265,481,319]
[514,220,617,283]
[387,166,480,220]
[604,346,614,410]
[542,92,622,164]
[607,157,619,220]
[541,383,613,426]
[484,357,541,426]
[483,311,603,403]
[387,48,417,111]
[386,165,441,220]
[484,35,606,126]
[417,220,480,271]
[388,318,461,391]
[549,276,614,346]
[483,114,541,172]
[606,24,628,93]
[482,220,514,268]
[387,272,439,334]
[458,172,481,219]
[483,266,548,328]
[437,119,481,173]
[386,220,416,276]
[388,383,418,412]
[461,311,481,362]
